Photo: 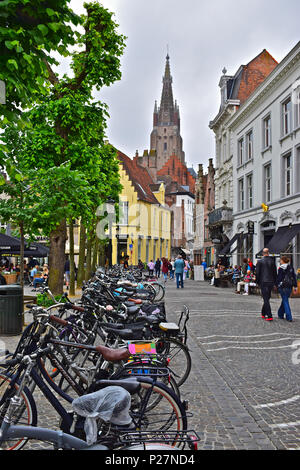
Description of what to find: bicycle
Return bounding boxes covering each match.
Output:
[0,313,188,450]
[0,383,198,450]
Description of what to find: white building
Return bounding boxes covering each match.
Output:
[228,41,300,267]
[209,50,278,263]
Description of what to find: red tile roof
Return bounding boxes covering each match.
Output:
[117,150,159,204]
[157,154,196,193]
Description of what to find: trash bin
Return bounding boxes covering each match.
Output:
[0,285,23,335]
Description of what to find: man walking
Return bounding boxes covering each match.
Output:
[174,255,185,289]
[255,248,277,321]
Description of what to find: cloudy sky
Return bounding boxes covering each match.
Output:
[68,0,300,171]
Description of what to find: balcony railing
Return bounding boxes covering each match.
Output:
[208,206,233,226]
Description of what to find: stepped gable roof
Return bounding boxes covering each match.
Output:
[117,150,159,204]
[157,154,196,193]
[227,49,278,105]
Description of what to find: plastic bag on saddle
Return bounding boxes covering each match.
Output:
[72,386,132,445]
[138,302,166,321]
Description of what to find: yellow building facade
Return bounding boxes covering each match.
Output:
[112,150,171,265]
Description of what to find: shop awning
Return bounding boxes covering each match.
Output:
[0,234,21,253]
[229,233,248,254]
[0,235,49,258]
[256,223,300,257]
[219,233,244,256]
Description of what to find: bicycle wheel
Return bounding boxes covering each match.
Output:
[0,373,37,450]
[130,377,187,437]
[155,337,192,387]
[144,282,165,302]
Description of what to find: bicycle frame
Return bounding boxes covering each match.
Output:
[0,419,107,450]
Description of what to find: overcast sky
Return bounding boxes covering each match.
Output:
[68,0,300,171]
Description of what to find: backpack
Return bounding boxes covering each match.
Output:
[282,266,295,288]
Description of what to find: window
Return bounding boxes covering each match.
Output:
[119,201,128,225]
[282,97,292,136]
[283,153,292,196]
[222,135,227,162]
[164,142,167,151]
[296,147,300,193]
[238,178,244,211]
[238,138,244,166]
[246,173,253,209]
[246,131,253,161]
[263,115,271,148]
[295,87,300,129]
[264,164,272,203]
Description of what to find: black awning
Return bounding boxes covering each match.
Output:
[229,233,248,254]
[256,223,300,258]
[0,233,21,253]
[0,236,49,257]
[219,232,244,256]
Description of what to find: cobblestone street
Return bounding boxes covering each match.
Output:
[2,279,300,450]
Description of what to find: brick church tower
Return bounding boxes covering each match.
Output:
[150,54,185,170]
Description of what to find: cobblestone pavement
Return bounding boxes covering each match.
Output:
[1,280,300,450]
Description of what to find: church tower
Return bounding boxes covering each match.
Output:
[150,54,185,170]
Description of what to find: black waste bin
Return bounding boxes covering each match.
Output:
[0,285,23,335]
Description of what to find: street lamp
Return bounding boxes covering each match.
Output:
[106,198,115,267]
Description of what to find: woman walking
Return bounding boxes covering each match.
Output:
[276,256,297,322]
[162,258,169,282]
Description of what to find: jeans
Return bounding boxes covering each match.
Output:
[33,278,44,288]
[278,287,293,321]
[170,270,174,279]
[175,272,184,288]
[260,283,274,318]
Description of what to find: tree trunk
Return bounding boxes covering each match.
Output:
[69,220,75,296]
[19,221,24,292]
[85,235,92,281]
[48,219,67,295]
[76,222,86,288]
[91,236,98,273]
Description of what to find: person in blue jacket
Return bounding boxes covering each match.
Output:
[276,255,297,322]
[174,255,185,289]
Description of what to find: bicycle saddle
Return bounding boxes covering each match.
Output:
[95,344,131,362]
[95,378,141,394]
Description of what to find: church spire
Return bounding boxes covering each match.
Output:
[158,54,175,125]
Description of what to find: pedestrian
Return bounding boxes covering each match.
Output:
[64,257,70,290]
[147,260,155,277]
[276,256,297,322]
[123,256,129,269]
[138,259,144,270]
[213,264,221,287]
[170,258,175,279]
[161,258,169,282]
[155,258,161,278]
[183,259,190,280]
[0,267,7,285]
[174,255,185,289]
[255,248,277,321]
[241,258,248,277]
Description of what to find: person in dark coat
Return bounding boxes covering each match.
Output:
[255,248,277,321]
[275,256,297,322]
[0,267,7,285]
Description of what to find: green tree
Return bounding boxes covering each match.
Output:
[0,0,81,122]
[0,2,125,294]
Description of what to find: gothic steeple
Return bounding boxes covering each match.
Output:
[150,54,185,170]
[158,54,175,126]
